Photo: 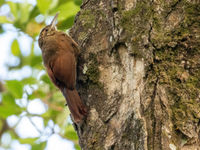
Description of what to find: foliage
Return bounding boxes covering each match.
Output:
[0,0,81,149]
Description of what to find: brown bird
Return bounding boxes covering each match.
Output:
[38,13,87,123]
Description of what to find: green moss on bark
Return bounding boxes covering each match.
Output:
[151,2,200,139]
[153,43,200,136]
[119,1,152,59]
[85,53,100,85]
[79,9,96,29]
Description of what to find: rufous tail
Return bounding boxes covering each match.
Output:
[63,88,87,123]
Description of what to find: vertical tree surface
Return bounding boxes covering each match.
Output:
[70,0,200,149]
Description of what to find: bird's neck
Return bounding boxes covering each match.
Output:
[39,30,57,48]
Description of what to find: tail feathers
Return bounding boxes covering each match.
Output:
[63,88,87,123]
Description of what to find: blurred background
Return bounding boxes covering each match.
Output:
[0,0,82,150]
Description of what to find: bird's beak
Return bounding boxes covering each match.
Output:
[50,13,59,28]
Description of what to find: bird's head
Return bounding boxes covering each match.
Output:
[38,13,59,48]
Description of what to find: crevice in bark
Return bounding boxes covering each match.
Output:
[145,12,166,150]
[152,79,162,150]
[165,0,182,19]
[109,42,126,56]
[148,23,157,51]
[80,0,90,9]
[111,0,118,13]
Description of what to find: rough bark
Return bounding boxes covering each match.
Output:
[70,0,200,150]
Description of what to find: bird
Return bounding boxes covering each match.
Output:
[38,13,87,123]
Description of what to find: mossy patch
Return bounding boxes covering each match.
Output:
[85,53,100,85]
[120,1,151,35]
[130,36,145,58]
[78,31,88,42]
[154,41,200,137]
[152,3,200,139]
[79,9,96,29]
[142,1,200,141]
[119,1,152,59]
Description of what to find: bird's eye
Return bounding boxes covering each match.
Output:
[45,29,48,32]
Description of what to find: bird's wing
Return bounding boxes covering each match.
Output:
[46,66,57,87]
[68,37,80,57]
[58,32,80,57]
[49,51,76,90]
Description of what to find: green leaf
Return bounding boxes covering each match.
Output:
[27,93,36,100]
[56,109,69,126]
[18,2,33,24]
[0,93,21,118]
[75,144,81,150]
[74,0,82,6]
[2,92,15,105]
[42,109,60,123]
[29,6,40,20]
[5,80,23,99]
[28,89,46,100]
[40,74,51,84]
[11,39,21,56]
[0,25,4,33]
[52,91,64,102]
[0,106,20,118]
[19,137,38,144]
[7,1,18,20]
[0,0,5,6]
[57,0,69,6]
[37,0,52,14]
[30,56,42,67]
[0,16,11,23]
[64,125,78,141]
[52,1,80,21]
[32,142,46,150]
[22,77,37,85]
[57,16,75,30]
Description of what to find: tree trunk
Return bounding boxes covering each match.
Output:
[70,0,200,149]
